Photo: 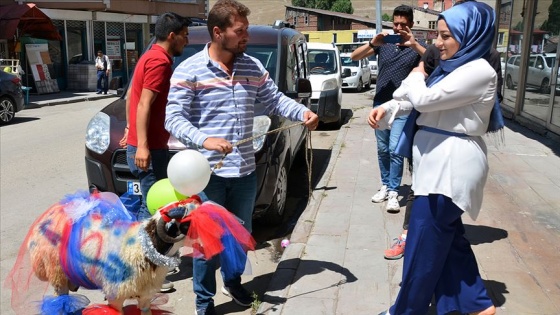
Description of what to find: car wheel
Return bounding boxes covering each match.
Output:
[506,75,513,89]
[261,160,289,225]
[540,78,551,94]
[356,78,363,92]
[0,96,16,124]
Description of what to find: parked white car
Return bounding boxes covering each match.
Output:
[340,52,371,92]
[368,54,378,83]
[505,53,559,94]
[307,42,343,124]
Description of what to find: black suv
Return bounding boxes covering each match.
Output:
[85,24,311,225]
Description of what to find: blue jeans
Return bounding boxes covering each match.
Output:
[126,145,169,221]
[193,172,257,308]
[374,102,408,192]
[97,70,108,93]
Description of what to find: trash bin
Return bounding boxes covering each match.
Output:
[21,86,31,106]
[110,76,122,90]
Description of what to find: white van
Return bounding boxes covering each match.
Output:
[340,52,371,92]
[307,42,343,125]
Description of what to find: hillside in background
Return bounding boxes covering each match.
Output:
[208,0,417,26]
[207,0,498,26]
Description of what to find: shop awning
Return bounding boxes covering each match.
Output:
[0,3,62,41]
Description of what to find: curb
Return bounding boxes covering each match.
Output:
[28,94,116,107]
[257,122,350,315]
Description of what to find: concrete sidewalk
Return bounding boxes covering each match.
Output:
[27,90,118,107]
[258,106,560,314]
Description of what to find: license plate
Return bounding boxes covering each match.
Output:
[127,181,142,195]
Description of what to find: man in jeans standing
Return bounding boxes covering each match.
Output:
[351,5,425,212]
[124,12,190,292]
[165,1,318,313]
[95,50,111,94]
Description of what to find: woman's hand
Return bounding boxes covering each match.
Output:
[411,61,428,78]
[367,107,386,129]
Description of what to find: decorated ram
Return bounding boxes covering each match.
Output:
[5,191,254,315]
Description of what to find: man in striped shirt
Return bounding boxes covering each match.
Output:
[165,1,318,314]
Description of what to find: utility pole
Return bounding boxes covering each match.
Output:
[376,0,382,34]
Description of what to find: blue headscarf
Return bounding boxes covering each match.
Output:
[428,1,497,85]
[395,1,503,159]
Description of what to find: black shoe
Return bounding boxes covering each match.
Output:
[96,91,102,94]
[195,302,217,315]
[103,92,107,94]
[221,284,253,307]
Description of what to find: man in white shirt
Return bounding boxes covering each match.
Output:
[95,50,111,94]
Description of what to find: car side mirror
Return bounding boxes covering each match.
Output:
[342,68,351,78]
[285,78,311,98]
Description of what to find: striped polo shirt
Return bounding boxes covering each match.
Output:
[165,43,309,178]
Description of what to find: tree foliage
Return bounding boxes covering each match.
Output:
[292,0,353,14]
[541,0,560,35]
[331,0,353,14]
[382,13,391,21]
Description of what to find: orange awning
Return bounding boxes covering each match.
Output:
[0,3,62,41]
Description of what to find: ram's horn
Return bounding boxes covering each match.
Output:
[156,218,186,243]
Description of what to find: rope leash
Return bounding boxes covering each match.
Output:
[212,121,314,200]
[212,121,304,170]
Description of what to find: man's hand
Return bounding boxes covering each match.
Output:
[135,146,151,171]
[398,26,416,47]
[367,107,387,129]
[119,127,128,148]
[371,32,387,47]
[303,110,319,131]
[203,137,233,154]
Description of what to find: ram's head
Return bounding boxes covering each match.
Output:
[145,196,201,254]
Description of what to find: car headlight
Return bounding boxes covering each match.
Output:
[351,72,357,76]
[253,115,271,152]
[321,78,338,91]
[85,112,110,154]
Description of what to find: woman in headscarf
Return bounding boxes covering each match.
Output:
[369,1,501,314]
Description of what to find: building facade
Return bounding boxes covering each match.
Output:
[0,0,207,90]
[498,0,560,138]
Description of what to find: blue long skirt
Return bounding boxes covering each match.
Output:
[389,194,494,314]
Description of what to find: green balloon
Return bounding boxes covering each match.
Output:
[146,178,188,215]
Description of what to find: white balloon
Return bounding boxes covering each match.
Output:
[167,150,212,196]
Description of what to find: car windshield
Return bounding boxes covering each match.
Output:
[173,44,278,83]
[340,56,359,67]
[308,49,338,74]
[545,56,556,68]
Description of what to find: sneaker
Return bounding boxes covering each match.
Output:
[221,284,254,307]
[371,185,388,203]
[96,91,102,94]
[384,236,406,260]
[160,279,174,292]
[195,302,217,315]
[167,266,180,276]
[386,191,400,212]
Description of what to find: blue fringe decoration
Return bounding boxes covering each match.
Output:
[40,294,90,315]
